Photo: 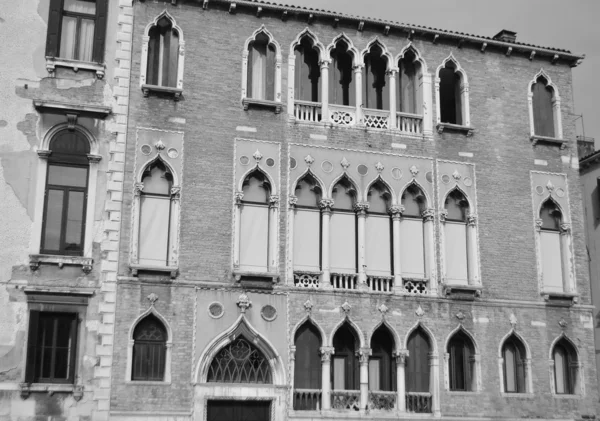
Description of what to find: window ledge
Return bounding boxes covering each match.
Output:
[233,270,279,288]
[436,123,475,136]
[443,284,482,300]
[501,392,534,398]
[552,393,581,399]
[19,382,83,401]
[542,291,578,305]
[446,390,480,395]
[130,264,178,279]
[531,135,567,149]
[29,254,93,274]
[125,380,171,386]
[33,99,111,117]
[141,84,183,101]
[46,57,105,79]
[242,98,282,113]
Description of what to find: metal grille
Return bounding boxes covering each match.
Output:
[208,338,272,384]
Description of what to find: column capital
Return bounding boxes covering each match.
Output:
[320,346,335,362]
[269,194,279,208]
[170,186,181,200]
[319,59,331,69]
[288,195,298,208]
[386,67,399,76]
[234,191,244,205]
[422,208,435,222]
[388,204,404,218]
[439,209,448,223]
[353,64,364,71]
[319,199,334,212]
[357,348,372,364]
[467,213,477,226]
[134,182,144,196]
[535,218,543,231]
[354,202,370,215]
[560,222,571,235]
[394,349,409,365]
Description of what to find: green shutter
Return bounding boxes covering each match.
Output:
[92,0,109,63]
[46,0,63,58]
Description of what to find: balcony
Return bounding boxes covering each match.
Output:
[406,392,432,413]
[362,108,390,129]
[368,391,396,411]
[367,275,394,293]
[294,100,322,123]
[330,273,358,290]
[402,278,429,295]
[329,104,357,126]
[293,388,321,410]
[397,112,423,135]
[293,271,320,288]
[331,390,360,410]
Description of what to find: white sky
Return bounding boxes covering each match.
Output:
[283,0,600,146]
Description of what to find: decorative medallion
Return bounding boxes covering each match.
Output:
[425,171,433,183]
[208,302,224,319]
[303,299,313,313]
[321,160,333,173]
[509,313,517,328]
[341,301,352,315]
[455,311,466,321]
[463,177,473,187]
[391,167,402,180]
[304,154,315,166]
[441,174,451,184]
[535,185,545,195]
[266,157,275,167]
[253,149,263,162]
[239,155,250,165]
[340,157,350,170]
[357,164,369,176]
[409,165,419,177]
[452,170,462,181]
[167,148,179,159]
[290,157,297,169]
[261,305,277,321]
[147,293,159,306]
[415,305,424,317]
[375,162,384,173]
[155,139,166,151]
[378,304,389,316]
[140,144,152,155]
[558,318,568,328]
[556,188,565,198]
[236,293,252,313]
[546,180,555,193]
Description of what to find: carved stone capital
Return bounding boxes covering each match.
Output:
[319,199,334,212]
[19,383,31,400]
[439,209,448,223]
[134,182,144,196]
[87,154,102,164]
[269,195,279,207]
[388,205,404,218]
[171,186,181,200]
[234,191,244,205]
[354,202,370,215]
[535,218,543,231]
[320,346,335,362]
[467,213,477,226]
[288,195,298,208]
[236,293,252,313]
[560,223,571,235]
[421,208,435,222]
[357,348,372,364]
[395,349,409,365]
[37,149,52,159]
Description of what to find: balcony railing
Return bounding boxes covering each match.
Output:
[331,273,358,290]
[397,112,423,135]
[368,391,396,411]
[293,388,322,410]
[367,275,394,293]
[329,104,357,127]
[363,108,390,129]
[294,271,320,288]
[403,278,429,295]
[406,392,432,413]
[294,100,322,123]
[331,390,360,410]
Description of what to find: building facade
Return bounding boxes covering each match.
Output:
[0,0,133,419]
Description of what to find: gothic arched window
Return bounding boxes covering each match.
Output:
[369,326,395,391]
[207,337,272,384]
[552,339,578,395]
[293,322,322,410]
[539,200,565,292]
[363,44,389,110]
[447,331,476,392]
[247,32,277,101]
[294,35,321,103]
[330,177,357,279]
[400,185,427,279]
[132,315,167,381]
[332,324,359,391]
[293,174,322,273]
[329,39,355,106]
[443,190,469,284]
[502,335,527,393]
[147,17,180,88]
[532,76,556,138]
[397,49,422,115]
[366,181,392,280]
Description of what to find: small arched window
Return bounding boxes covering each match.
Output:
[448,331,476,391]
[330,177,357,276]
[41,130,90,256]
[406,328,431,395]
[295,35,321,102]
[132,315,167,381]
[366,181,392,278]
[439,61,463,125]
[147,17,180,88]
[400,185,427,279]
[397,50,422,115]
[332,324,360,390]
[363,44,390,110]
[369,326,395,391]
[293,322,322,410]
[532,76,556,138]
[138,161,173,267]
[443,190,469,284]
[539,200,565,292]
[552,339,578,395]
[293,174,322,273]
[247,32,276,101]
[502,335,527,393]
[329,40,356,106]
[207,337,272,384]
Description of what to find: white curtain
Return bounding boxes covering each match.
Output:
[400,219,425,278]
[60,16,77,60]
[239,204,269,271]
[554,348,566,394]
[504,347,516,392]
[444,222,468,284]
[330,213,356,273]
[368,359,380,390]
[251,43,267,99]
[293,209,320,271]
[79,19,95,62]
[333,357,346,390]
[541,231,563,292]
[365,215,391,276]
[139,196,170,266]
[61,0,96,61]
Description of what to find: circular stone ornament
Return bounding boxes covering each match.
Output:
[290,157,297,169]
[321,160,333,173]
[261,305,277,321]
[239,156,250,165]
[425,171,433,183]
[357,164,369,176]
[535,185,545,195]
[208,302,224,319]
[463,177,473,187]
[556,188,565,198]
[266,157,275,167]
[391,167,402,180]
[141,144,152,155]
[167,148,179,159]
[441,174,451,184]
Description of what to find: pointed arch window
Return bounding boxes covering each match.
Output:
[332,324,360,391]
[293,322,322,410]
[363,44,390,111]
[538,200,568,292]
[436,58,471,131]
[208,337,272,384]
[400,185,426,279]
[330,177,357,280]
[529,73,563,142]
[242,28,282,107]
[369,326,395,392]
[292,174,322,274]
[447,331,476,392]
[552,339,578,395]
[443,190,470,285]
[366,181,392,282]
[406,327,432,413]
[329,39,356,107]
[132,315,167,381]
[397,49,422,115]
[501,335,527,393]
[294,35,321,103]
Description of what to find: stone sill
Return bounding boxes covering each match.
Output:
[443,284,482,300]
[542,291,579,305]
[436,122,475,136]
[552,393,581,399]
[20,382,83,400]
[531,135,567,149]
[445,390,480,396]
[29,254,93,274]
[124,380,171,386]
[243,98,282,113]
[142,84,183,100]
[501,392,534,398]
[46,57,105,78]
[130,264,178,279]
[33,99,111,117]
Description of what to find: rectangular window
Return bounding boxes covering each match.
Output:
[541,231,563,292]
[25,311,78,384]
[239,204,269,272]
[46,0,108,63]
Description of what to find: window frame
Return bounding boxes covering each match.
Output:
[550,337,580,396]
[434,54,473,135]
[445,329,479,393]
[500,334,529,394]
[131,315,168,382]
[527,69,564,146]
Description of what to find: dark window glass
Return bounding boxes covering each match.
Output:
[147,17,180,87]
[207,400,270,421]
[295,36,321,102]
[444,190,468,222]
[370,326,395,391]
[332,324,359,390]
[26,312,78,383]
[132,315,167,381]
[406,328,431,393]
[247,32,276,101]
[398,51,419,114]
[207,337,272,384]
[448,331,474,391]
[293,322,322,410]
[532,77,555,137]
[540,201,561,231]
[502,336,526,393]
[363,45,389,110]
[439,62,462,125]
[329,40,355,106]
[553,340,577,395]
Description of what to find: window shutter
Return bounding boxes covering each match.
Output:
[68,315,79,382]
[92,0,108,63]
[46,0,63,58]
[266,46,275,101]
[247,46,253,98]
[25,311,40,383]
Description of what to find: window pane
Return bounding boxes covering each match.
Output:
[251,42,267,100]
[400,219,425,278]
[554,347,566,394]
[450,340,465,390]
[59,15,77,60]
[444,222,468,284]
[64,0,96,14]
[366,215,391,276]
[239,204,269,271]
[48,165,87,188]
[369,359,380,390]
[333,357,345,390]
[293,209,320,272]
[330,213,356,273]
[43,189,65,251]
[54,348,70,379]
[65,191,85,252]
[138,196,171,266]
[504,345,517,392]
[78,18,95,62]
[540,231,563,292]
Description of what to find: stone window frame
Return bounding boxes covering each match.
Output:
[548,334,584,397]
[125,307,173,384]
[527,69,564,148]
[497,330,534,396]
[30,123,101,273]
[434,53,473,136]
[241,25,283,113]
[443,326,482,393]
[140,10,186,100]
